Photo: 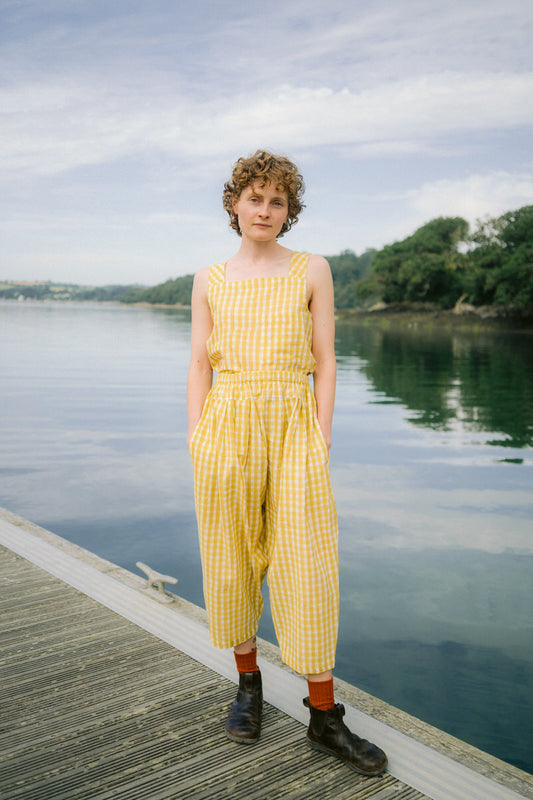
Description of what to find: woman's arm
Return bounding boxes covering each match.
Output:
[308,255,336,450]
[187,267,213,446]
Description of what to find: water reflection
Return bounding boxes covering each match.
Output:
[335,320,533,448]
[334,546,533,773]
[329,316,533,773]
[1,302,532,773]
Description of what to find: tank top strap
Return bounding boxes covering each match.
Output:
[288,251,310,279]
[208,262,225,287]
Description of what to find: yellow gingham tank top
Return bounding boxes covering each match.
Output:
[206,251,316,376]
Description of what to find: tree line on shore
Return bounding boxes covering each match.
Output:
[355,204,533,310]
[0,281,135,303]
[122,204,532,310]
[3,205,530,309]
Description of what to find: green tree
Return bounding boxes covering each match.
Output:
[328,249,375,308]
[464,205,533,307]
[117,207,532,310]
[357,217,469,308]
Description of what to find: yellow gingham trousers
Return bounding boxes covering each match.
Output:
[189,369,339,675]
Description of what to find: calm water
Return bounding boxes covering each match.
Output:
[1,301,532,773]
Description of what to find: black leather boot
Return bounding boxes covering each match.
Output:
[303,697,387,776]
[224,671,263,743]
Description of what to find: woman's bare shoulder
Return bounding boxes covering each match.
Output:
[195,264,210,278]
[307,253,330,268]
[191,265,211,302]
[306,253,332,284]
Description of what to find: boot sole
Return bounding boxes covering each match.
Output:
[224,728,261,744]
[307,737,388,776]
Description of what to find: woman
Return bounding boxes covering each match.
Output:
[187,150,387,776]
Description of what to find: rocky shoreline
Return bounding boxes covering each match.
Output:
[338,301,533,330]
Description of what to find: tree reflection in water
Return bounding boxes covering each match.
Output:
[335,319,533,448]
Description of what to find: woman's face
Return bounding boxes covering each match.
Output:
[232,181,289,241]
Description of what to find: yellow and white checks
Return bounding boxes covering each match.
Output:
[189,252,338,675]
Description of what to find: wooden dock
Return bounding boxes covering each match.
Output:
[1,508,532,800]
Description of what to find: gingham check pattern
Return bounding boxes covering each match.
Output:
[189,252,339,675]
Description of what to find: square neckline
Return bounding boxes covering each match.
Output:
[223,251,299,283]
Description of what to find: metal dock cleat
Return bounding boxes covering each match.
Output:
[136,561,178,603]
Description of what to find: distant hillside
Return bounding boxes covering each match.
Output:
[121,275,194,306]
[0,281,139,303]
[121,249,375,308]
[5,204,531,311]
[327,249,375,308]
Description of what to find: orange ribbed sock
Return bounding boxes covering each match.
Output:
[234,649,259,674]
[307,678,335,710]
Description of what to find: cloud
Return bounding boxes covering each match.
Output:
[2,1,532,179]
[2,1,532,284]
[405,171,533,227]
[278,0,532,86]
[205,73,533,154]
[3,72,533,178]
[335,171,533,254]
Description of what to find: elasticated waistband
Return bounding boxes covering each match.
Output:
[215,370,310,386]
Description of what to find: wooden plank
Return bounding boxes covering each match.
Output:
[0,546,428,800]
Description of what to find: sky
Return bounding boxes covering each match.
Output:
[1,0,533,287]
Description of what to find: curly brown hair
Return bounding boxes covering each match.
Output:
[222,150,305,237]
